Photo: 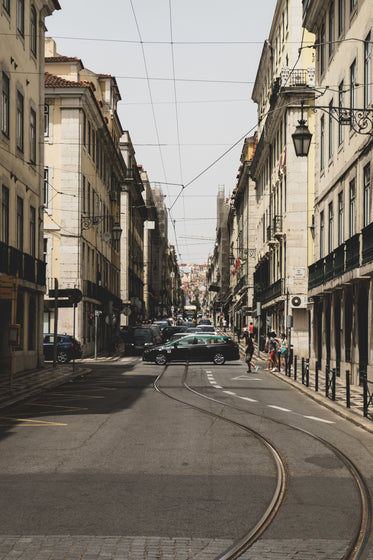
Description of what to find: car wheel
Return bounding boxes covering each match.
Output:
[155,353,167,365]
[212,353,225,365]
[57,351,70,364]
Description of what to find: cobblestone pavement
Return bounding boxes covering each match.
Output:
[1,536,373,560]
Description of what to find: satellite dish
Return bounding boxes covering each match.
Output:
[103,232,111,242]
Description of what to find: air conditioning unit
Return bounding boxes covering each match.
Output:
[291,295,307,309]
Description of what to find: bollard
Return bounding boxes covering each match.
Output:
[325,364,330,398]
[301,357,305,385]
[363,377,368,417]
[332,368,336,400]
[306,358,310,387]
[346,370,350,408]
[315,361,319,392]
[294,355,297,381]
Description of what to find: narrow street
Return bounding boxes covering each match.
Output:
[0,358,373,559]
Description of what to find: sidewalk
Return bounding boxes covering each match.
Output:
[232,330,373,435]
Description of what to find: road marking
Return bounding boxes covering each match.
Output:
[232,375,263,381]
[268,405,292,412]
[238,396,258,403]
[224,391,236,396]
[206,370,212,373]
[304,415,335,424]
[0,416,67,426]
[213,385,223,389]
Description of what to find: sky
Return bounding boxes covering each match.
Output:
[46,0,277,264]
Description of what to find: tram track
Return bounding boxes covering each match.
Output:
[154,364,288,560]
[182,364,372,560]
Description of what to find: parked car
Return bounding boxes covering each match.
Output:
[196,325,216,334]
[124,325,162,354]
[43,333,82,364]
[198,318,212,325]
[143,334,240,365]
[161,325,188,342]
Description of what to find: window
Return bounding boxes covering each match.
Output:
[87,182,91,216]
[44,104,49,136]
[16,90,24,151]
[364,33,371,108]
[43,167,49,207]
[82,175,86,213]
[338,0,344,37]
[30,206,36,257]
[1,186,9,244]
[17,196,24,251]
[328,99,334,159]
[320,24,326,75]
[349,179,356,237]
[328,202,334,253]
[320,210,325,258]
[82,111,86,146]
[30,108,36,163]
[363,163,371,227]
[2,0,10,15]
[17,0,25,36]
[329,2,334,58]
[30,6,37,57]
[1,72,9,137]
[338,81,344,144]
[320,115,325,171]
[88,121,91,155]
[350,59,356,128]
[338,191,344,245]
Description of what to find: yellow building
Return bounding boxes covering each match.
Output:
[0,1,60,374]
[43,40,126,357]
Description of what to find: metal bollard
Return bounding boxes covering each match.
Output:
[294,355,297,381]
[301,357,305,384]
[332,368,336,401]
[346,370,350,408]
[306,358,310,387]
[363,377,368,417]
[325,364,330,398]
[315,361,319,392]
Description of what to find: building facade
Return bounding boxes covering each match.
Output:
[250,0,315,356]
[43,40,125,356]
[0,1,60,374]
[303,0,373,383]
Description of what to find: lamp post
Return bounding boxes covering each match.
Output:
[292,101,312,157]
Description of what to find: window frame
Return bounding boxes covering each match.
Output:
[30,5,37,57]
[338,80,344,145]
[16,90,24,152]
[364,32,371,109]
[30,107,37,164]
[1,185,9,244]
[328,1,335,59]
[16,0,25,37]
[320,114,325,171]
[349,178,356,237]
[338,191,344,245]
[363,163,371,228]
[16,196,24,252]
[328,99,334,159]
[1,72,10,138]
[29,205,36,257]
[320,210,325,258]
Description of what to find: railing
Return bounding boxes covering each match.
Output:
[273,215,283,235]
[308,258,324,289]
[324,253,334,282]
[84,280,122,309]
[0,242,45,286]
[345,233,360,271]
[260,278,284,304]
[334,244,345,277]
[362,222,373,265]
[280,66,315,88]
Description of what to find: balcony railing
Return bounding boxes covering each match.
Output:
[0,242,45,286]
[334,244,345,277]
[362,222,373,265]
[345,233,360,272]
[308,258,325,289]
[280,66,315,88]
[260,278,284,304]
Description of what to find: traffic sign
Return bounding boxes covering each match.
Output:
[49,288,82,303]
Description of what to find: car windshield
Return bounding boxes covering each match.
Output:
[133,328,152,343]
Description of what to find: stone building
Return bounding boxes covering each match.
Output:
[43,40,125,356]
[303,0,373,383]
[250,0,315,356]
[0,1,60,374]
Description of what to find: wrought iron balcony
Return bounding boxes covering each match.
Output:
[0,242,45,286]
[345,233,360,272]
[362,222,373,265]
[260,278,284,304]
[308,258,325,290]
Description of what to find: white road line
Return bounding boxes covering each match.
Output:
[224,391,236,396]
[238,396,258,403]
[206,370,212,373]
[268,405,292,412]
[214,385,223,389]
[304,415,335,424]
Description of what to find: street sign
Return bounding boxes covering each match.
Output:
[45,300,76,309]
[49,288,82,303]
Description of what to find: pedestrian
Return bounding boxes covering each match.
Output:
[222,318,227,332]
[279,332,288,372]
[248,322,255,338]
[245,334,254,373]
[269,331,279,371]
[242,326,250,344]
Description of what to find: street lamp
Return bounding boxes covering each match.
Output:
[81,215,122,240]
[292,100,373,157]
[292,101,312,157]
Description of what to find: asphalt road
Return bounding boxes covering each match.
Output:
[0,356,373,559]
